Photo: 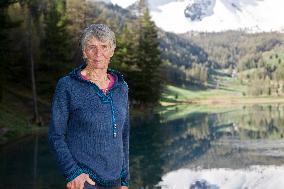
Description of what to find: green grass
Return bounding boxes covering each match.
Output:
[158,104,240,122]
[161,69,247,103]
[162,85,232,101]
[209,69,247,92]
[160,67,284,108]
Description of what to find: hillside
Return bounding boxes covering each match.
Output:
[88,1,284,92]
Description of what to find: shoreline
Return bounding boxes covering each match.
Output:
[161,96,284,107]
[0,126,48,148]
[3,96,284,147]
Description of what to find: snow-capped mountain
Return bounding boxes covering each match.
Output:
[89,0,284,33]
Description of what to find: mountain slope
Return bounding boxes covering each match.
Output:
[86,0,212,68]
[150,0,284,33]
[94,0,284,33]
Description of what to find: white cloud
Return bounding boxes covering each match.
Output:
[157,165,284,189]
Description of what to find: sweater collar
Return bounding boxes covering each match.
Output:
[68,63,126,102]
[69,63,126,85]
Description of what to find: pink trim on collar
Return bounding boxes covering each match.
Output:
[80,72,116,95]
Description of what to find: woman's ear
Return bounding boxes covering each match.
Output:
[83,48,87,59]
[110,48,115,57]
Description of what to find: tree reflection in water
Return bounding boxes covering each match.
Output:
[130,104,284,188]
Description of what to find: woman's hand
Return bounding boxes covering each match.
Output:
[66,173,96,189]
[120,186,128,189]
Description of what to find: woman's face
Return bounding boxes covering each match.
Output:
[83,37,114,69]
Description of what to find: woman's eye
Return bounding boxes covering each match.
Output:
[87,46,96,51]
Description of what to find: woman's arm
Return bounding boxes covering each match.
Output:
[48,77,83,182]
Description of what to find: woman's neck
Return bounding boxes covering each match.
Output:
[85,65,108,80]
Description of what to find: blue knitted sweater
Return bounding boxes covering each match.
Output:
[48,64,129,187]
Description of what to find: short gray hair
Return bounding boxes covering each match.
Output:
[80,24,116,51]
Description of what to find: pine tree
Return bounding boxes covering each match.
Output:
[0,1,16,101]
[112,24,138,73]
[42,0,71,64]
[26,0,48,125]
[112,24,140,96]
[133,3,163,105]
[39,0,71,97]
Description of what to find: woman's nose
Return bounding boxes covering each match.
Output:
[93,48,104,57]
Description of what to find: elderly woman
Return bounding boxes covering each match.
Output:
[48,24,129,189]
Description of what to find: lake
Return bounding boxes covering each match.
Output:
[1,104,284,189]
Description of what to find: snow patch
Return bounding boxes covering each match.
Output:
[88,0,284,33]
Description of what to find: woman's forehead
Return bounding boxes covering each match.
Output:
[86,37,109,45]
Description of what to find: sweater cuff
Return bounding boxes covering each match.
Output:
[120,169,129,186]
[121,180,129,186]
[66,168,84,183]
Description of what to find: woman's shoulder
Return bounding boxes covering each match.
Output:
[57,75,73,85]
[54,75,76,92]
[108,69,128,86]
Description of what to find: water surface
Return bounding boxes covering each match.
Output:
[1,104,284,189]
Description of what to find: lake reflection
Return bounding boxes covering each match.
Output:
[1,104,284,189]
[130,104,284,188]
[0,134,65,189]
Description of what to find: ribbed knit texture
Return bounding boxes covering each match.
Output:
[48,64,129,187]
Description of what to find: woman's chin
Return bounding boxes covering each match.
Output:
[89,60,101,64]
[88,61,107,68]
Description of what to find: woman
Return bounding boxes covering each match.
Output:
[48,24,129,189]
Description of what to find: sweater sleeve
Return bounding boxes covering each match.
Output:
[48,77,83,182]
[121,101,130,186]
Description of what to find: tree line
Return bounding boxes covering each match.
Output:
[0,0,163,124]
[183,31,284,96]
